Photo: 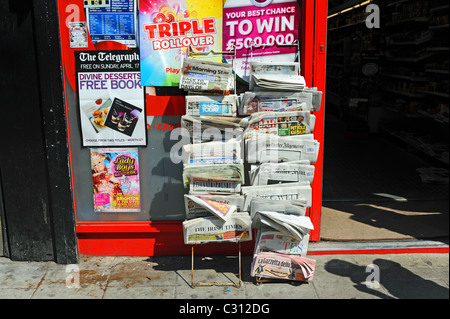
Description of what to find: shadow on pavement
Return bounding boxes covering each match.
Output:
[325,258,449,299]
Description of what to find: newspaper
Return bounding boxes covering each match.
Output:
[183,163,245,186]
[240,89,322,114]
[184,195,237,222]
[182,212,252,244]
[240,91,312,115]
[252,74,306,91]
[245,111,316,139]
[190,177,241,194]
[241,181,312,211]
[185,194,245,219]
[303,87,323,111]
[245,133,320,164]
[250,161,315,185]
[183,163,245,194]
[253,210,314,241]
[250,61,299,76]
[251,251,316,282]
[250,198,307,220]
[249,62,300,91]
[181,115,247,143]
[179,57,234,94]
[186,94,237,116]
[182,139,243,164]
[254,230,310,257]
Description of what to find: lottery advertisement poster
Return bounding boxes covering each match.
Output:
[138,0,224,86]
[223,0,301,82]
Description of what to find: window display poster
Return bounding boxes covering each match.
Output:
[138,0,223,86]
[86,0,137,48]
[69,21,89,48]
[90,148,141,213]
[75,49,147,147]
[223,0,301,82]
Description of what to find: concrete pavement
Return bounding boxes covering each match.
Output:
[0,249,448,301]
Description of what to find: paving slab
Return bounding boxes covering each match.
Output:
[0,251,447,300]
[103,285,177,299]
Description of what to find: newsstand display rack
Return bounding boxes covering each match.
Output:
[184,46,244,288]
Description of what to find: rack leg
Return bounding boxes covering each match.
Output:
[191,245,195,288]
[238,242,241,284]
[190,242,242,289]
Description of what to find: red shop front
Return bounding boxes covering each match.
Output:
[56,0,327,256]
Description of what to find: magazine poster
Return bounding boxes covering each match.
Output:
[75,49,146,147]
[85,0,138,48]
[138,0,223,86]
[223,0,301,82]
[90,148,141,213]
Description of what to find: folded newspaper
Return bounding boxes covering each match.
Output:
[245,111,316,138]
[185,194,245,220]
[179,57,234,94]
[181,115,247,143]
[251,251,316,282]
[250,198,307,220]
[245,133,320,164]
[241,181,312,211]
[249,61,300,91]
[303,87,323,111]
[254,230,310,257]
[184,194,237,222]
[182,139,243,164]
[183,163,245,194]
[250,161,315,185]
[253,210,314,241]
[240,89,322,114]
[189,177,242,195]
[182,212,252,244]
[252,74,306,91]
[239,91,311,115]
[186,94,237,117]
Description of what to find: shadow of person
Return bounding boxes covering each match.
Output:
[325,259,449,299]
[325,259,393,299]
[372,258,449,299]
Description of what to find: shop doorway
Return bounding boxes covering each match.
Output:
[321,0,449,242]
[320,113,449,241]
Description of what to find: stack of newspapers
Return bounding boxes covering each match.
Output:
[180,57,238,117]
[180,57,252,245]
[240,61,320,282]
[177,57,320,282]
[242,62,321,165]
[249,204,317,282]
[239,61,323,115]
[249,62,305,91]
[181,115,247,143]
[245,165,317,282]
